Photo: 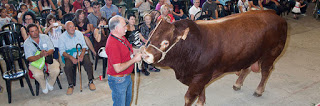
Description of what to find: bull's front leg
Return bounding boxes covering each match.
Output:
[184,75,211,106]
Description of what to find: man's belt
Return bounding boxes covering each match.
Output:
[110,74,130,77]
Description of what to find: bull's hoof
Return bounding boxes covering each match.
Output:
[253,92,262,97]
[233,85,241,91]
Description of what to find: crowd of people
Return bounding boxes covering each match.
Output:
[0,0,315,105]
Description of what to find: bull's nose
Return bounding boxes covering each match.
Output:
[143,51,154,64]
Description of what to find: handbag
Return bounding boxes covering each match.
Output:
[30,50,45,69]
[32,42,54,64]
[98,47,108,58]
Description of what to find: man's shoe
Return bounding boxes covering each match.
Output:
[46,80,54,91]
[42,87,48,94]
[88,83,96,91]
[141,69,150,76]
[66,87,74,95]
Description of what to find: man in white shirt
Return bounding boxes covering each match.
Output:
[135,0,153,17]
[189,0,202,20]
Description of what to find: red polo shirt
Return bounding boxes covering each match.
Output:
[105,34,134,75]
[73,0,82,12]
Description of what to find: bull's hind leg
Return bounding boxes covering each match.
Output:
[196,89,205,106]
[254,44,284,97]
[233,68,251,91]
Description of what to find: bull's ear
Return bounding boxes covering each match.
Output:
[177,28,189,40]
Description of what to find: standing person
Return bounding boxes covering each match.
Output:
[100,0,121,19]
[44,14,66,60]
[189,0,202,20]
[88,2,102,29]
[73,0,83,12]
[135,0,153,17]
[105,15,142,106]
[38,0,57,11]
[292,0,302,19]
[59,21,96,95]
[0,0,17,18]
[24,23,60,94]
[202,0,219,19]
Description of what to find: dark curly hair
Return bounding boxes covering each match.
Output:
[22,11,37,24]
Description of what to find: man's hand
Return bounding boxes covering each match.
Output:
[133,53,142,62]
[70,56,78,64]
[78,55,84,62]
[40,50,48,57]
[112,12,117,16]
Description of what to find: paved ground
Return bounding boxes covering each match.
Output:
[0,3,320,106]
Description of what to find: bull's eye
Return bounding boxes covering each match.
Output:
[160,40,170,50]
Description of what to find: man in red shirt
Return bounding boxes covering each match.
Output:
[105,15,142,106]
[73,0,83,12]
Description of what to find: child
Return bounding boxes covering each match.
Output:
[18,4,29,24]
[292,0,302,19]
[44,14,65,60]
[0,8,17,31]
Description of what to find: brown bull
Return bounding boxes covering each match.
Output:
[142,10,287,106]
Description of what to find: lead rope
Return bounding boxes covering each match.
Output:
[133,62,139,105]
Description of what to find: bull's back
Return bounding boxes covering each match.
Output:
[195,10,287,72]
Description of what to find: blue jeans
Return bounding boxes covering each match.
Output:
[108,74,132,106]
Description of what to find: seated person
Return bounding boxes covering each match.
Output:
[238,0,250,13]
[249,0,264,10]
[72,9,96,56]
[157,4,175,23]
[44,14,66,60]
[189,0,202,20]
[18,4,29,24]
[202,0,219,19]
[261,0,280,15]
[0,0,17,18]
[24,23,60,94]
[21,0,39,13]
[135,0,153,17]
[139,14,160,73]
[88,2,102,29]
[93,17,109,54]
[171,0,188,20]
[0,8,17,31]
[38,0,57,11]
[21,11,43,40]
[100,0,121,19]
[59,21,96,95]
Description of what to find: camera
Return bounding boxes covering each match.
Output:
[53,23,59,26]
[100,25,109,28]
[128,31,143,47]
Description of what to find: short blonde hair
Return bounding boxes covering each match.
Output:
[160,4,169,15]
[143,13,152,20]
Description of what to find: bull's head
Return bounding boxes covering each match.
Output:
[143,19,190,64]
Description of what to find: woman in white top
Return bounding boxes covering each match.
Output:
[38,0,56,11]
[238,0,249,13]
[44,14,65,59]
[189,0,202,20]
